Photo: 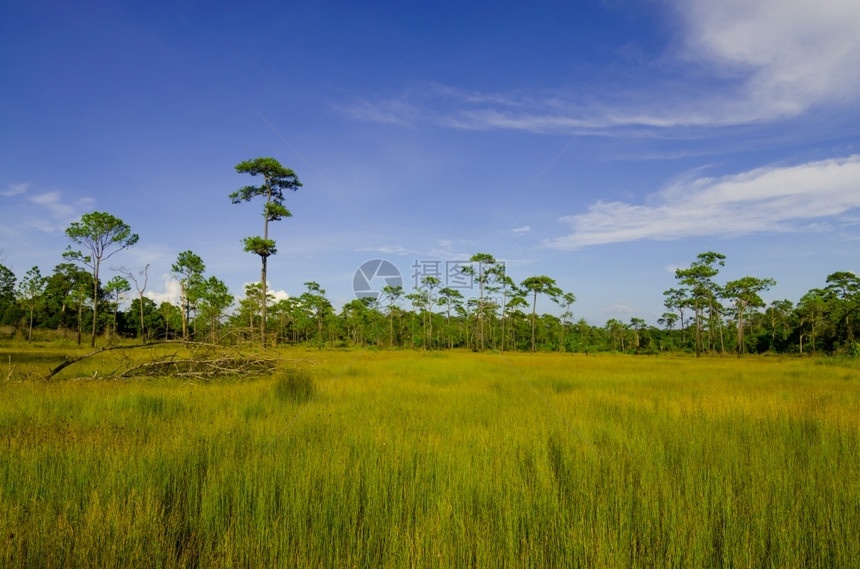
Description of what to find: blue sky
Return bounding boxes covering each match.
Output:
[2,0,859,325]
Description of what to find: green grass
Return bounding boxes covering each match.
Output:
[1,349,858,567]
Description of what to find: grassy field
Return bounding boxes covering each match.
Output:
[1,346,858,568]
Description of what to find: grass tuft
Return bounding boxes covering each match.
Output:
[274,368,317,403]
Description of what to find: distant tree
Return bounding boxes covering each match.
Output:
[674,252,725,357]
[17,266,45,343]
[419,275,440,349]
[795,289,828,354]
[766,299,793,351]
[301,281,330,349]
[64,211,138,347]
[381,285,404,347]
[521,275,561,352]
[630,317,647,350]
[230,157,301,350]
[171,250,206,341]
[197,276,233,343]
[663,287,689,347]
[605,318,629,351]
[824,271,860,346]
[724,276,776,357]
[437,287,463,349]
[462,253,496,351]
[0,264,16,325]
[103,275,130,339]
[40,263,91,333]
[557,291,577,352]
[121,265,150,343]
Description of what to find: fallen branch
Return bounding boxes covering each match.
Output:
[45,343,169,380]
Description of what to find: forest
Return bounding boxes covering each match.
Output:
[1,240,858,357]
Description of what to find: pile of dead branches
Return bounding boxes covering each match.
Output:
[45,341,285,380]
[119,354,276,379]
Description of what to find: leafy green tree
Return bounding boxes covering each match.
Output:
[419,275,441,349]
[794,289,828,354]
[68,276,91,345]
[171,250,206,341]
[605,318,629,351]
[824,271,860,346]
[40,263,92,333]
[121,265,150,343]
[521,275,561,352]
[301,282,330,349]
[197,276,233,343]
[230,157,301,349]
[18,266,45,343]
[724,276,775,356]
[0,264,17,325]
[381,285,404,347]
[557,291,576,352]
[129,297,161,341]
[64,211,138,347]
[104,275,130,339]
[630,317,647,350]
[437,287,463,349]
[766,299,794,352]
[462,253,496,351]
[675,252,725,357]
[663,287,689,348]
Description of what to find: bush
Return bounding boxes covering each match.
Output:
[274,368,317,403]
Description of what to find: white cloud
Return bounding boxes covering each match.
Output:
[25,191,96,232]
[358,244,413,255]
[343,1,860,132]
[544,155,860,249]
[678,0,860,114]
[512,225,531,235]
[1,183,29,197]
[146,274,181,305]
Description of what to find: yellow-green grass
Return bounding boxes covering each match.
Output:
[1,349,858,568]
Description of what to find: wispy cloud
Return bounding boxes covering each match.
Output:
[1,183,29,197]
[512,225,531,235]
[341,1,860,133]
[358,244,413,256]
[544,155,860,249]
[25,191,96,232]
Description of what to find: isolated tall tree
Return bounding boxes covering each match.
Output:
[230,157,302,349]
[521,275,562,352]
[64,211,138,347]
[171,250,205,340]
[724,276,775,357]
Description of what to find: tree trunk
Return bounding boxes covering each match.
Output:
[260,256,267,350]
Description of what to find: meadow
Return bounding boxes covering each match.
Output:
[1,344,858,568]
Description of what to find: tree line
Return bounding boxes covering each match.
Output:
[1,158,857,356]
